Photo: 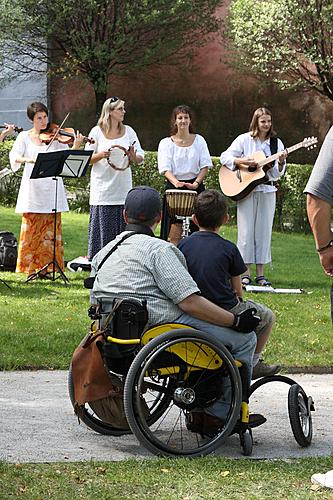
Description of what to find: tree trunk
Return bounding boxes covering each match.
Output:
[95,90,108,119]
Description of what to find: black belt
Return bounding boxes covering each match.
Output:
[264,181,277,186]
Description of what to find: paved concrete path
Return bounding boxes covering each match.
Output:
[0,371,332,462]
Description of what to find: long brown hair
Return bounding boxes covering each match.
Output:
[169,105,195,135]
[249,107,276,139]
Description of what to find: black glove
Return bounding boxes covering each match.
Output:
[232,307,260,333]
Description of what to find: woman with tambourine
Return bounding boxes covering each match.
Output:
[158,104,213,245]
[85,97,144,260]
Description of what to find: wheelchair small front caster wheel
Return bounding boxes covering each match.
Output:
[240,429,253,456]
[288,383,313,447]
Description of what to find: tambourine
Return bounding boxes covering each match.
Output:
[107,145,130,171]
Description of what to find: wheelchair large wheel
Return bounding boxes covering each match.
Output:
[68,364,130,436]
[124,328,242,457]
[288,383,313,447]
[68,364,172,436]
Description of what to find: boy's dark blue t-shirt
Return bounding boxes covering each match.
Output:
[178,231,247,310]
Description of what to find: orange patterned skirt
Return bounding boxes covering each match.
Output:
[16,213,64,274]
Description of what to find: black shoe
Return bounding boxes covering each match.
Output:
[186,412,225,437]
[252,359,281,379]
[255,276,272,286]
[248,413,267,428]
[232,413,267,434]
[187,411,267,437]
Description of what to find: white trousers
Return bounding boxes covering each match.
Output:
[237,191,276,265]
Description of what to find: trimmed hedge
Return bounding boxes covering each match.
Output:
[0,141,313,233]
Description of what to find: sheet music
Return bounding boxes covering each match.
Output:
[0,167,12,179]
[31,150,92,179]
[62,155,87,177]
[245,285,306,294]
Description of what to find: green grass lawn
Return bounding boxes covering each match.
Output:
[1,205,333,497]
[1,457,333,499]
[1,205,332,370]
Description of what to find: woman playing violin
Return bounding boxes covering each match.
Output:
[85,96,144,260]
[9,101,84,278]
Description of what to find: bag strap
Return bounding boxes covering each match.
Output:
[96,231,137,272]
[102,298,124,331]
[84,232,138,289]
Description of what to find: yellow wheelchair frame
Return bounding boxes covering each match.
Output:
[69,299,314,457]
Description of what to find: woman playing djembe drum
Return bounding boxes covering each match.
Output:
[158,105,213,245]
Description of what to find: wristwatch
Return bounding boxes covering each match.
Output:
[317,240,333,252]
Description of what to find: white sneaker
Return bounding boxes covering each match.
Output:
[311,470,333,489]
[67,256,91,272]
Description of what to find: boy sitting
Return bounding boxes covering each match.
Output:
[178,189,280,379]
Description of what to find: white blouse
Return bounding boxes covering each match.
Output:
[220,132,286,193]
[10,131,69,214]
[158,135,213,180]
[85,125,144,206]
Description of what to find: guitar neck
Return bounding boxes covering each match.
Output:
[258,142,304,167]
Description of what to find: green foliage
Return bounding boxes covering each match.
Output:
[0,0,222,110]
[275,163,313,233]
[0,139,21,207]
[227,0,333,100]
[0,141,314,232]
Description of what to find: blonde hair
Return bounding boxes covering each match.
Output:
[97,97,125,135]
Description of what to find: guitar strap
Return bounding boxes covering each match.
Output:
[270,137,278,155]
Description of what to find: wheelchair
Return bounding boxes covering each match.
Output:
[68,298,315,457]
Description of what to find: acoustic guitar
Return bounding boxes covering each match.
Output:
[219,136,318,201]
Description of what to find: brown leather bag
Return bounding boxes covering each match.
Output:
[71,330,130,429]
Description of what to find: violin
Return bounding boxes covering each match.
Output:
[0,124,23,133]
[39,123,95,145]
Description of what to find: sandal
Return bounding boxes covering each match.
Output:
[255,276,271,286]
[241,275,252,286]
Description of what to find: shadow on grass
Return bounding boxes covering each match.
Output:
[0,272,89,296]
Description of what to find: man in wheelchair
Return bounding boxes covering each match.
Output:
[89,186,264,437]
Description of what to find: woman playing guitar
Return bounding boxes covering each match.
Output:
[220,107,287,287]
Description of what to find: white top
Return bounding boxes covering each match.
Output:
[85,125,144,205]
[10,131,69,214]
[157,135,213,180]
[220,132,286,193]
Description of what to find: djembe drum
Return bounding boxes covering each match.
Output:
[165,189,197,239]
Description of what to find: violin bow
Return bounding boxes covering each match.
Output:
[46,112,71,151]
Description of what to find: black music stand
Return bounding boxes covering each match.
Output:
[0,278,11,289]
[26,149,92,284]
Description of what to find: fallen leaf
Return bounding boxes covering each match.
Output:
[220,471,230,477]
[310,484,321,491]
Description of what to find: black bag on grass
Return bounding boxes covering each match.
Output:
[0,231,18,271]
